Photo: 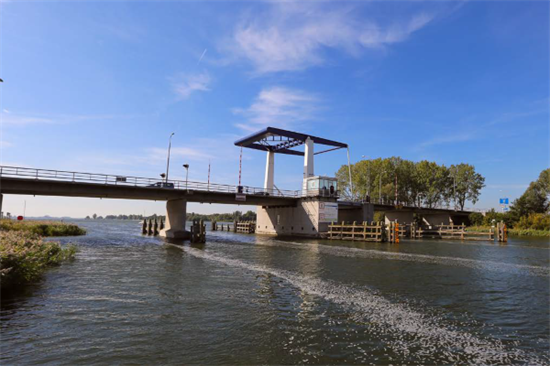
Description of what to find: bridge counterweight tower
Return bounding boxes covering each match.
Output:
[264,151,275,192]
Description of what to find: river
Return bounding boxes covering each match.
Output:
[1,220,549,365]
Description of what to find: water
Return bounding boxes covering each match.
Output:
[1,220,549,365]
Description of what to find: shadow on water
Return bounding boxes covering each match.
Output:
[1,281,44,318]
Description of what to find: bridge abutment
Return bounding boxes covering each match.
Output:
[160,199,189,239]
[385,211,415,225]
[256,197,338,237]
[421,213,452,228]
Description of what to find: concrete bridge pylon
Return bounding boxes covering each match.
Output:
[159,199,189,239]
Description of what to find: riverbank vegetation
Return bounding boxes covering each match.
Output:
[0,220,83,289]
[468,169,550,237]
[336,158,485,209]
[0,219,86,236]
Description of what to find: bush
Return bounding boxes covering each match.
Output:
[482,209,515,227]
[0,231,77,289]
[468,212,484,226]
[515,213,550,231]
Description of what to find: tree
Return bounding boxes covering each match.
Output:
[92,213,97,220]
[414,161,450,208]
[450,163,485,210]
[337,157,485,209]
[85,216,90,219]
[509,168,550,220]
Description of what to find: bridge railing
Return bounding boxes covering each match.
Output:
[0,165,301,198]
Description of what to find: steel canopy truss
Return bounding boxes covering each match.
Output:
[234,127,348,156]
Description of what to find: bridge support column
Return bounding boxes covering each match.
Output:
[160,199,189,239]
[264,151,275,192]
[0,194,3,218]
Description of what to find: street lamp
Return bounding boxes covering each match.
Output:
[183,164,189,190]
[165,132,175,183]
[361,155,371,202]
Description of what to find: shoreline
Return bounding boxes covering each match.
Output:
[0,219,85,290]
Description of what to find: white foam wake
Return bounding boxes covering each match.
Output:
[178,245,546,364]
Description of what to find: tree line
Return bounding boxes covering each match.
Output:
[85,210,257,222]
[336,157,485,210]
[469,168,550,231]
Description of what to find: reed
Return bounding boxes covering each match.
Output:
[0,231,77,289]
[0,219,86,237]
[507,228,550,237]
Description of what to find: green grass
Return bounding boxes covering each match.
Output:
[465,226,493,233]
[0,219,86,237]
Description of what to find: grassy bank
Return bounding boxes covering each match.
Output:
[507,228,550,237]
[0,219,86,237]
[0,220,83,289]
[466,225,549,237]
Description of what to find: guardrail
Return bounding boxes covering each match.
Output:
[0,165,301,198]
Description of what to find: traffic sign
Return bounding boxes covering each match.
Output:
[499,198,509,205]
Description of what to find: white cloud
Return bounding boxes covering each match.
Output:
[0,110,124,126]
[233,86,319,131]
[417,133,476,149]
[1,113,54,126]
[228,4,434,74]
[0,140,13,148]
[172,71,211,99]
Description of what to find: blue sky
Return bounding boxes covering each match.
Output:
[1,0,548,218]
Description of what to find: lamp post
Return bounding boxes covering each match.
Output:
[165,132,175,183]
[362,155,371,202]
[183,164,189,190]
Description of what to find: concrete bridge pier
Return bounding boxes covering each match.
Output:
[159,199,189,239]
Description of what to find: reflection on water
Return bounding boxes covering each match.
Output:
[1,220,549,365]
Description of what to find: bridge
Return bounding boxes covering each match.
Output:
[0,127,472,239]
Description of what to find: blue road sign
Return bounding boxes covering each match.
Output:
[499,198,509,205]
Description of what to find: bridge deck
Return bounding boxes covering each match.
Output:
[0,166,472,214]
[0,166,299,206]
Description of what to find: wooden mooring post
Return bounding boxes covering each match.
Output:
[190,219,206,243]
[496,221,508,243]
[235,221,256,234]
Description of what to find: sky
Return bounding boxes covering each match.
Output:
[0,0,548,218]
